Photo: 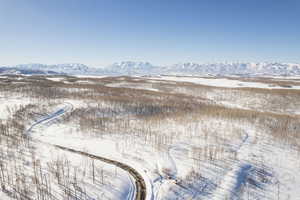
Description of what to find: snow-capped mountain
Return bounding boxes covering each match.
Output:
[14,63,91,74]
[104,61,159,75]
[1,62,300,76]
[103,61,300,76]
[0,63,104,75]
[164,62,300,76]
[0,66,60,75]
[110,61,154,70]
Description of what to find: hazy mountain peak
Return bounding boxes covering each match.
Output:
[110,61,155,69]
[1,62,300,76]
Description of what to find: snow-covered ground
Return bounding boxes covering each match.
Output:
[73,75,107,79]
[0,75,299,200]
[46,77,65,82]
[0,97,32,120]
[148,76,300,89]
[0,99,137,200]
[106,82,159,92]
[29,102,300,200]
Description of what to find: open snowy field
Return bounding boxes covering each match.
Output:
[148,75,300,90]
[0,74,299,200]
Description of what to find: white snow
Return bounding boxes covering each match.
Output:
[0,97,32,120]
[3,61,300,76]
[46,77,65,82]
[106,82,159,92]
[149,76,300,89]
[73,75,107,79]
[1,76,300,200]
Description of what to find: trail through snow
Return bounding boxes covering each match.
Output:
[25,103,147,200]
[210,131,255,200]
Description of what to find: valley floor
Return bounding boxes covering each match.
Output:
[0,75,299,200]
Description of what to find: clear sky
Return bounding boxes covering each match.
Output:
[0,0,299,66]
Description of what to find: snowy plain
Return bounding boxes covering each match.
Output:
[0,75,299,200]
[148,76,300,89]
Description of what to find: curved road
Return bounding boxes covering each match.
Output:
[52,144,147,200]
[27,103,147,200]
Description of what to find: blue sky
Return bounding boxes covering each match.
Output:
[0,0,299,66]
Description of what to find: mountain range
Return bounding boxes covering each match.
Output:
[1,61,300,76]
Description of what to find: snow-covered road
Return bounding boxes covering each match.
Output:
[26,103,147,200]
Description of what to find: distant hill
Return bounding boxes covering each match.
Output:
[1,62,300,76]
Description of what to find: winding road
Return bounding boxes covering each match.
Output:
[26,103,147,200]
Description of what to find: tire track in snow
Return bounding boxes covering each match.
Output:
[127,173,137,200]
[210,131,253,200]
[26,103,73,133]
[154,144,180,200]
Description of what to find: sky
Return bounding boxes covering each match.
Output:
[0,0,299,66]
